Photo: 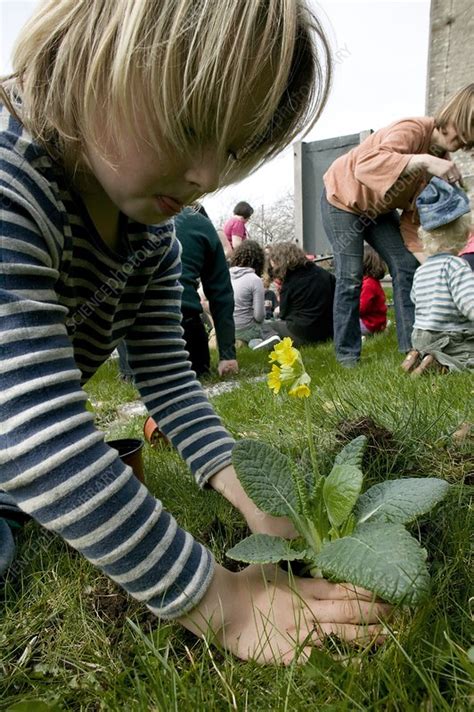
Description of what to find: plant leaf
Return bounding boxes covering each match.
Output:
[232,439,298,517]
[323,464,363,529]
[314,522,430,605]
[227,534,307,565]
[334,435,367,468]
[354,478,450,525]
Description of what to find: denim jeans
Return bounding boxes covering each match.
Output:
[321,190,419,363]
[117,340,134,381]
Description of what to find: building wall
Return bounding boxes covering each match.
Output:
[427,0,474,198]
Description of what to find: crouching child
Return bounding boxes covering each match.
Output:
[402,177,474,374]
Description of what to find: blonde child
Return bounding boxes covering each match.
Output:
[402,177,474,374]
[0,0,388,664]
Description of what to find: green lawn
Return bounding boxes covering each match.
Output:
[1,330,473,711]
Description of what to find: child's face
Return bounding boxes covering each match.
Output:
[82,66,276,224]
[83,125,223,224]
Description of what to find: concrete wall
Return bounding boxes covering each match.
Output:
[294,132,369,254]
[427,0,474,200]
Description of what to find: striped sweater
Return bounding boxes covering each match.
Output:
[0,102,235,618]
[411,254,474,333]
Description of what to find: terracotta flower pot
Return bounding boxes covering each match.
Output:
[143,416,170,447]
[107,438,145,483]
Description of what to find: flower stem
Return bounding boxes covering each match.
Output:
[305,398,320,481]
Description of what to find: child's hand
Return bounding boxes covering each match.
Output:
[178,563,391,665]
[218,359,239,376]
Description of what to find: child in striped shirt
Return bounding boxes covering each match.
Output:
[402,178,474,374]
[0,0,388,666]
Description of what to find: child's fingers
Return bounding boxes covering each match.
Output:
[295,575,384,603]
[256,621,387,666]
[312,622,387,646]
[305,598,392,626]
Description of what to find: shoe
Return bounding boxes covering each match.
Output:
[338,359,358,369]
[248,338,263,349]
[411,354,447,377]
[251,335,281,351]
[401,350,421,372]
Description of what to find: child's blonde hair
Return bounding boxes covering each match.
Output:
[434,83,474,149]
[418,214,472,257]
[2,0,331,180]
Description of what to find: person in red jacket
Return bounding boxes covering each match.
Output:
[359,245,388,335]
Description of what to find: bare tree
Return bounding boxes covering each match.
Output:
[249,192,296,245]
[203,193,297,247]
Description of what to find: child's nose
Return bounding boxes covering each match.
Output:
[185,151,221,194]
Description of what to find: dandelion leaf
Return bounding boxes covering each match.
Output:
[333,435,367,468]
[314,522,430,605]
[323,464,363,529]
[232,439,298,517]
[354,478,450,525]
[227,534,307,565]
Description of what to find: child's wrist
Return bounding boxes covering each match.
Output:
[210,464,254,517]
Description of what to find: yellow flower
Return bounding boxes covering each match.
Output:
[288,372,311,398]
[267,364,282,394]
[267,337,312,397]
[289,383,311,398]
[269,337,298,367]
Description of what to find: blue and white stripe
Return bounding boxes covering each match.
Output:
[411,254,474,333]
[0,102,234,618]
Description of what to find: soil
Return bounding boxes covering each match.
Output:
[83,579,156,645]
[336,416,398,456]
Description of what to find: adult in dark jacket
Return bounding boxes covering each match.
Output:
[175,206,238,376]
[118,205,238,379]
[267,242,335,346]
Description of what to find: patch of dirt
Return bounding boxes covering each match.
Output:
[84,582,131,623]
[83,580,156,643]
[336,416,398,456]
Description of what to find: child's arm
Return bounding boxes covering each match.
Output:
[447,259,474,321]
[0,192,219,620]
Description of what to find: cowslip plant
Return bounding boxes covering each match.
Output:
[227,338,450,605]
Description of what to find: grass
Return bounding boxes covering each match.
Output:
[1,330,473,711]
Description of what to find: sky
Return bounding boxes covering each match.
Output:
[0,0,431,224]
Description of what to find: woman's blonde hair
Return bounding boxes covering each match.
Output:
[434,83,474,149]
[418,214,472,257]
[1,0,331,180]
[266,241,307,280]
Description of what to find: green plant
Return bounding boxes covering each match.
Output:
[227,339,450,605]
